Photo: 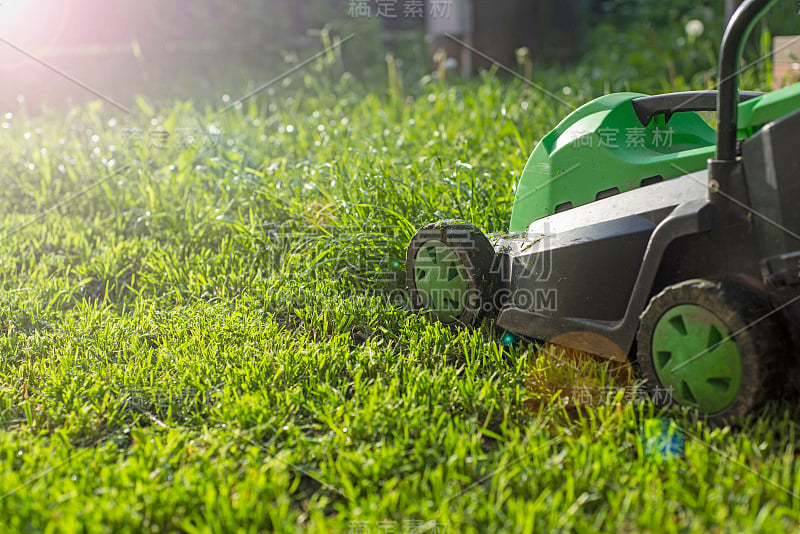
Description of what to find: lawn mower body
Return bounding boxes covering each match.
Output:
[407,0,800,422]
[494,82,800,361]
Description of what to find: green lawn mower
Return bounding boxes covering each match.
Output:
[406,0,800,424]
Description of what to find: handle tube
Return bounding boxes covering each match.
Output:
[716,0,779,161]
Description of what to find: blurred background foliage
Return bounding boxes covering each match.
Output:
[0,0,391,111]
[574,0,800,93]
[2,0,800,113]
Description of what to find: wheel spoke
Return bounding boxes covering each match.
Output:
[680,380,698,405]
[424,245,439,264]
[706,377,732,393]
[447,266,461,282]
[669,315,688,336]
[436,247,460,265]
[655,351,672,369]
[707,325,724,351]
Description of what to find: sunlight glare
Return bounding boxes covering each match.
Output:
[0,0,31,29]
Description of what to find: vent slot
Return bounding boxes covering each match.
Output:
[554,202,573,213]
[596,188,620,200]
[640,175,664,187]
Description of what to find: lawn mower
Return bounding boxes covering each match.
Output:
[406,0,800,424]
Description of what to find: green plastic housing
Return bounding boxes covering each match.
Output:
[508,83,800,234]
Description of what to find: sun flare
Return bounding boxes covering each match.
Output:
[0,0,30,28]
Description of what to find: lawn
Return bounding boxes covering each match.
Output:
[2,61,800,533]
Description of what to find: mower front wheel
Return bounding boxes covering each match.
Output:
[406,221,496,327]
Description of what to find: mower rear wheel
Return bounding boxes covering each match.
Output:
[637,279,784,425]
[406,221,496,327]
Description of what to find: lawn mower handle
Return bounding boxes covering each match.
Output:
[631,90,764,126]
[716,0,780,161]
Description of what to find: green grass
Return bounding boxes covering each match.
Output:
[1,63,800,533]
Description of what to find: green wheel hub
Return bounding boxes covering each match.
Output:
[414,240,469,323]
[651,304,743,413]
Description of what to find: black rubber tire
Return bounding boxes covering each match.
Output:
[406,221,497,327]
[637,279,785,425]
